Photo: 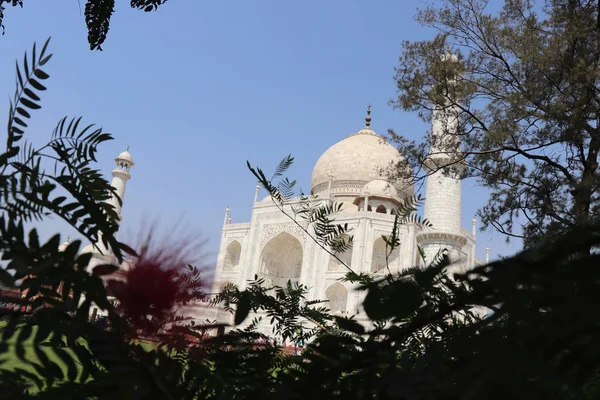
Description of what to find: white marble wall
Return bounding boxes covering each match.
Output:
[210,198,443,333]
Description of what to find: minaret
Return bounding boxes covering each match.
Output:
[82,147,134,271]
[78,147,134,316]
[107,147,134,221]
[253,184,260,203]
[417,46,467,269]
[223,206,230,226]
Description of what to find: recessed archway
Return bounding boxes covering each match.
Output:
[376,204,387,214]
[371,237,401,273]
[260,232,303,288]
[223,240,241,271]
[328,234,353,272]
[326,283,348,314]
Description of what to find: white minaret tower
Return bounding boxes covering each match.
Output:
[417,46,467,270]
[107,147,134,221]
[81,147,134,271]
[79,147,134,316]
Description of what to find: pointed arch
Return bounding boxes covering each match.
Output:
[223,240,242,271]
[328,234,353,272]
[260,232,303,288]
[375,204,387,214]
[326,283,348,314]
[371,237,401,273]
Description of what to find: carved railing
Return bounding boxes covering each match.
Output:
[223,222,251,230]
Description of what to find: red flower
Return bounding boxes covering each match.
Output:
[107,220,208,335]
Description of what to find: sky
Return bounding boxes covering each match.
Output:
[0,0,522,272]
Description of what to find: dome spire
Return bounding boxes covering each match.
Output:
[365,104,372,129]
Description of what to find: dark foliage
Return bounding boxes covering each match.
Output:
[390,0,600,249]
[1,38,600,399]
[0,0,171,50]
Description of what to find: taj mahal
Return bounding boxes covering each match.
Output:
[75,52,487,327]
[208,105,484,323]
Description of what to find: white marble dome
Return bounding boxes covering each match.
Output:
[361,179,400,200]
[80,240,111,256]
[58,240,71,252]
[116,149,133,164]
[311,127,413,198]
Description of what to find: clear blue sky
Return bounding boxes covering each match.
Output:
[0,0,521,271]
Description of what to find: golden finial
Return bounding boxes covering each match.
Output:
[126,145,130,152]
[365,104,372,128]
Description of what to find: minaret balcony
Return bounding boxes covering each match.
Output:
[416,231,467,247]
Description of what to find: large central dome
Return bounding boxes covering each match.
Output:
[311,111,413,201]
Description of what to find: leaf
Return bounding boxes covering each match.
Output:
[92,264,118,276]
[28,228,40,249]
[235,290,251,325]
[11,126,24,135]
[23,51,29,77]
[119,242,138,257]
[15,342,26,360]
[54,346,77,381]
[31,41,37,68]
[334,316,365,334]
[19,97,40,110]
[33,69,49,80]
[34,324,51,344]
[15,61,23,88]
[2,314,19,341]
[0,268,15,287]
[40,37,51,61]
[15,107,31,119]
[51,196,67,206]
[23,88,41,102]
[17,323,33,343]
[85,0,116,50]
[39,54,53,66]
[363,280,423,321]
[29,78,46,91]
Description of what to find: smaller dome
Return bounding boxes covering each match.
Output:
[441,51,458,63]
[116,151,132,162]
[80,242,110,255]
[361,179,399,200]
[58,240,71,252]
[115,147,134,165]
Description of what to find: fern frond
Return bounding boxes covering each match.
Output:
[272,154,294,179]
[5,37,52,161]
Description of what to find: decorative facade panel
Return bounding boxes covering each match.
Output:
[260,222,308,247]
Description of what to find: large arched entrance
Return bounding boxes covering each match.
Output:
[260,232,303,288]
[326,283,348,314]
[371,237,401,273]
[327,234,353,272]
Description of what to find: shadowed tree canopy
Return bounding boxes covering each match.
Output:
[0,0,169,50]
[390,0,600,248]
